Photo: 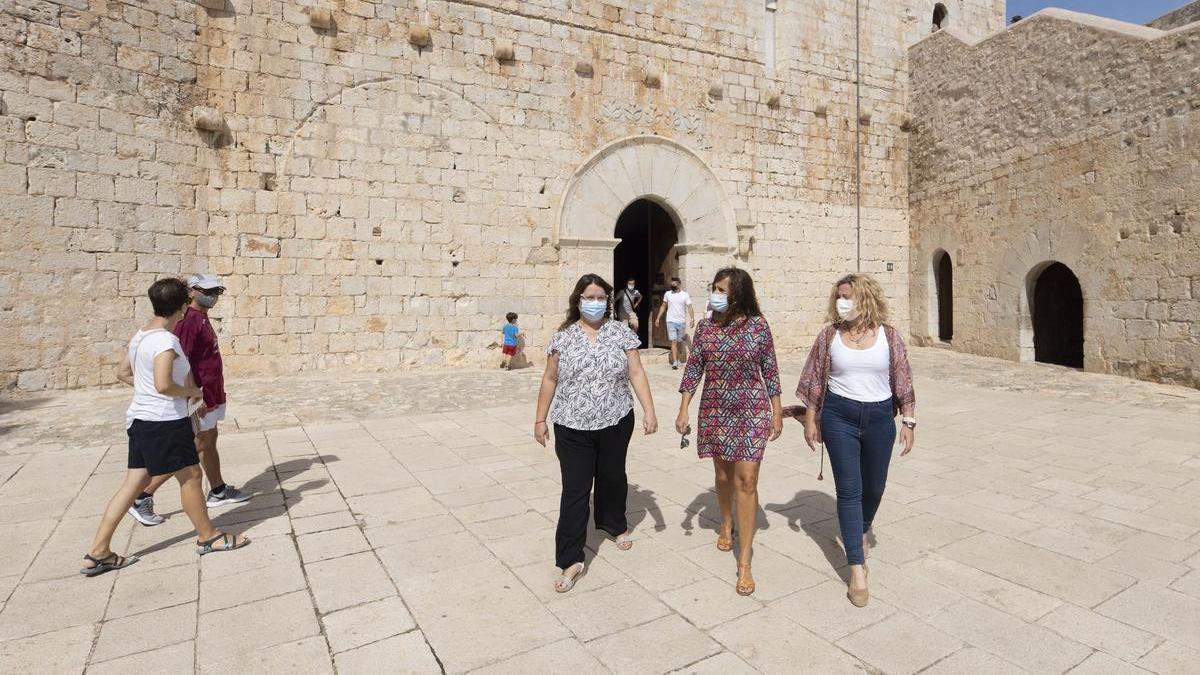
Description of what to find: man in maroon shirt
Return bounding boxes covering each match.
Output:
[127,274,252,525]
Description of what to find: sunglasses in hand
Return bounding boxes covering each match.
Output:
[679,425,692,449]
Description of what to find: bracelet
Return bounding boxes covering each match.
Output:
[534,420,547,425]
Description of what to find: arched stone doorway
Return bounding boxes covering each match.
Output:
[556,135,738,318]
[1031,262,1084,368]
[934,250,953,342]
[613,199,679,347]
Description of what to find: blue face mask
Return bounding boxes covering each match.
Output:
[579,299,607,321]
[709,292,728,313]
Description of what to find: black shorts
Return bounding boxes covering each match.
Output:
[127,417,200,476]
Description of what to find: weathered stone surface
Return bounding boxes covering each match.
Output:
[0,0,1008,391]
[910,11,1200,389]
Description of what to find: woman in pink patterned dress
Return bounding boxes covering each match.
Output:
[675,268,783,596]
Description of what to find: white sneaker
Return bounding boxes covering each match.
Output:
[206,485,253,508]
[128,497,165,526]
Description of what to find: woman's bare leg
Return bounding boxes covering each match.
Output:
[174,464,219,542]
[733,461,761,566]
[87,469,151,561]
[713,458,735,542]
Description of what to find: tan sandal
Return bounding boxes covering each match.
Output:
[716,527,733,552]
[847,565,869,607]
[736,563,755,596]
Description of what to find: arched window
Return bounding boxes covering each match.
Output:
[933,3,949,32]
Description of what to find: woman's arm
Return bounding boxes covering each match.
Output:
[116,353,134,386]
[760,321,784,441]
[676,325,705,434]
[533,353,559,446]
[626,350,657,435]
[153,351,202,399]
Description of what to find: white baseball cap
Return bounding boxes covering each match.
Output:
[188,273,225,290]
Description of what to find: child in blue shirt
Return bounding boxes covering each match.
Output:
[501,312,523,370]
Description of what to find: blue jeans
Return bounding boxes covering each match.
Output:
[666,322,685,342]
[820,391,896,565]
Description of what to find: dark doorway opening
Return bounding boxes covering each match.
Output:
[1032,262,1084,368]
[932,3,948,32]
[613,199,678,348]
[934,251,953,341]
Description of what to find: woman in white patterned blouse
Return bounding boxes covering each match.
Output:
[534,273,658,593]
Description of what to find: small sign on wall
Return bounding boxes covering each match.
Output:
[886,262,894,271]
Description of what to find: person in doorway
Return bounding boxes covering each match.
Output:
[796,273,916,607]
[676,268,782,596]
[501,312,524,370]
[81,278,249,576]
[616,277,643,334]
[127,274,251,526]
[655,277,694,369]
[534,273,658,593]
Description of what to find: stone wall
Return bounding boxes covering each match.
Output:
[909,10,1200,388]
[1,0,1003,391]
[1148,1,1200,30]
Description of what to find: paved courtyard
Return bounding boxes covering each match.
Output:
[1,348,1199,674]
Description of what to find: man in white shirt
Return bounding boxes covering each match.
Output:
[655,277,694,369]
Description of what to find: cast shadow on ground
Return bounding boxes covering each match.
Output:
[581,482,665,564]
[130,455,339,558]
[763,490,876,582]
[680,488,770,559]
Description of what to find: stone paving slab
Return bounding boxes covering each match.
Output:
[0,348,1198,673]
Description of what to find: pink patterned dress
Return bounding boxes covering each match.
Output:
[679,316,782,462]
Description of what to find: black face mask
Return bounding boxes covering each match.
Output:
[670,285,679,291]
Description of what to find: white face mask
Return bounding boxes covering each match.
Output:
[836,297,857,321]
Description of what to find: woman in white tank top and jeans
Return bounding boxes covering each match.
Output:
[796,274,916,607]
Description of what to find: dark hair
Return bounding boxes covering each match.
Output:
[559,273,613,330]
[670,277,681,284]
[711,267,763,327]
[148,278,190,317]
[506,312,518,323]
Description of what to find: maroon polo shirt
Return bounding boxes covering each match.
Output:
[174,307,226,408]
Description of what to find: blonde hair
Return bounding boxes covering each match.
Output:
[824,273,890,327]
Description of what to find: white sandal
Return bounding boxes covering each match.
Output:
[555,562,586,593]
[614,531,634,551]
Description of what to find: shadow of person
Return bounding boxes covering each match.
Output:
[765,489,863,581]
[626,482,666,533]
[131,454,340,558]
[680,488,770,552]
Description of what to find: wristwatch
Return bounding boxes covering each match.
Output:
[901,417,917,430]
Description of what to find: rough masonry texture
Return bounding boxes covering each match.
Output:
[10,1,1199,392]
[0,0,1011,391]
[909,8,1200,388]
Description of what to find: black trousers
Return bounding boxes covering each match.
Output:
[554,411,635,569]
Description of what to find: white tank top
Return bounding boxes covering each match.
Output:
[828,329,892,403]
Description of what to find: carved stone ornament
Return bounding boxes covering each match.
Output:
[600,99,704,135]
[642,68,661,88]
[859,110,873,125]
[574,60,594,76]
[766,90,782,108]
[192,106,224,131]
[708,82,724,99]
[815,102,828,117]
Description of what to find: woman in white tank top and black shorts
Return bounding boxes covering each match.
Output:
[796,274,917,607]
